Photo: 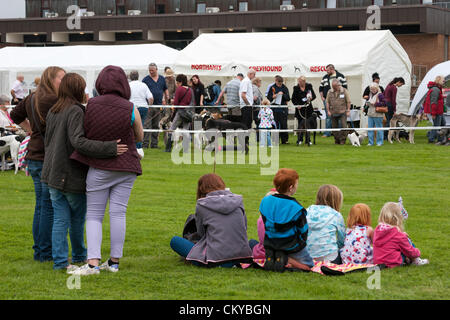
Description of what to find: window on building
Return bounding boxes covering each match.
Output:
[327,0,337,8]
[412,65,427,87]
[41,0,51,17]
[78,0,88,8]
[116,0,126,15]
[239,1,249,11]
[156,4,166,14]
[197,3,206,13]
[374,0,384,6]
[422,0,433,4]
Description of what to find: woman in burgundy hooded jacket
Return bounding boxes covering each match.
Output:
[70,65,144,275]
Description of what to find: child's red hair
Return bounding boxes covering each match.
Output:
[347,203,372,228]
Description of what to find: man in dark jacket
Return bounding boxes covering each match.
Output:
[319,64,347,137]
[267,76,290,144]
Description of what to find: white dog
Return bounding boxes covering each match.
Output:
[0,135,21,174]
[347,132,361,147]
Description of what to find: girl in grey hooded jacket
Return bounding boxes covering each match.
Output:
[170,174,253,267]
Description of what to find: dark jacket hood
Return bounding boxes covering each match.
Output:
[95,65,131,100]
[197,189,243,215]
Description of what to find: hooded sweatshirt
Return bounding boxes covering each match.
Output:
[373,223,420,268]
[259,194,308,253]
[71,65,142,175]
[186,189,253,264]
[306,205,346,259]
[423,81,444,116]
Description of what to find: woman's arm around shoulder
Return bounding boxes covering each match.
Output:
[67,105,119,158]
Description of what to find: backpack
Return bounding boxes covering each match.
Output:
[182,214,201,243]
[203,84,217,104]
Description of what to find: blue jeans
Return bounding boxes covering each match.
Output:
[368,117,384,145]
[27,160,54,262]
[428,114,446,142]
[259,129,272,147]
[170,236,235,268]
[323,100,331,136]
[49,188,87,270]
[136,107,149,149]
[289,247,315,268]
[137,107,148,126]
[401,238,416,264]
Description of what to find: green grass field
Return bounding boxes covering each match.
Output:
[0,128,449,300]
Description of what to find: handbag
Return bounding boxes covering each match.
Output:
[177,87,195,122]
[178,109,195,123]
[375,106,388,113]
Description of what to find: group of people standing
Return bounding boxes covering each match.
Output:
[170,169,429,271]
[10,65,143,275]
[118,62,446,150]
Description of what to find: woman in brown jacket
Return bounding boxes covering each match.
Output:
[11,66,65,262]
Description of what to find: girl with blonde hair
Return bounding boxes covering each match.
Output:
[373,202,429,267]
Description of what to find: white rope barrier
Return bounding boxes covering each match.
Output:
[143,126,450,134]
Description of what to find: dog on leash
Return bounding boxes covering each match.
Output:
[388,113,426,144]
[297,110,322,146]
[0,135,21,174]
[201,111,248,153]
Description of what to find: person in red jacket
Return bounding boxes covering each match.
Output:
[423,76,446,144]
[373,202,429,268]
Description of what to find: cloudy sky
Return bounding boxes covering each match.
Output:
[0,0,25,19]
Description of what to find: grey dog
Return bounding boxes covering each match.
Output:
[388,113,426,144]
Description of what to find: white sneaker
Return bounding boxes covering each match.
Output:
[70,263,100,275]
[99,260,119,273]
[66,264,79,274]
[412,257,429,266]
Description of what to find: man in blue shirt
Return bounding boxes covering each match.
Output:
[142,63,169,149]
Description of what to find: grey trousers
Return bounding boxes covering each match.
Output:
[143,108,161,148]
[85,168,137,260]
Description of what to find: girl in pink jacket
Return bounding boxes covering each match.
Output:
[373,202,429,268]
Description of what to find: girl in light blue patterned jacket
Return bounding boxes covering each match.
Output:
[306,184,346,264]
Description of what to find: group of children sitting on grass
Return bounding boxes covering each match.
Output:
[170,169,429,272]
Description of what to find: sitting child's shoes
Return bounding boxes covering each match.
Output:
[412,257,429,266]
[274,251,287,273]
[264,248,275,271]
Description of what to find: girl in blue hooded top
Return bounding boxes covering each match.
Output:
[306,184,346,264]
[259,168,314,271]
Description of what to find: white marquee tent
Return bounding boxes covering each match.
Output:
[173,30,412,114]
[0,43,179,97]
[409,60,450,115]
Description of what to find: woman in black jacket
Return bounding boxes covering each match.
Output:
[292,76,316,145]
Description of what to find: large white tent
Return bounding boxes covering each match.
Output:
[0,43,179,97]
[173,30,412,114]
[409,60,450,115]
